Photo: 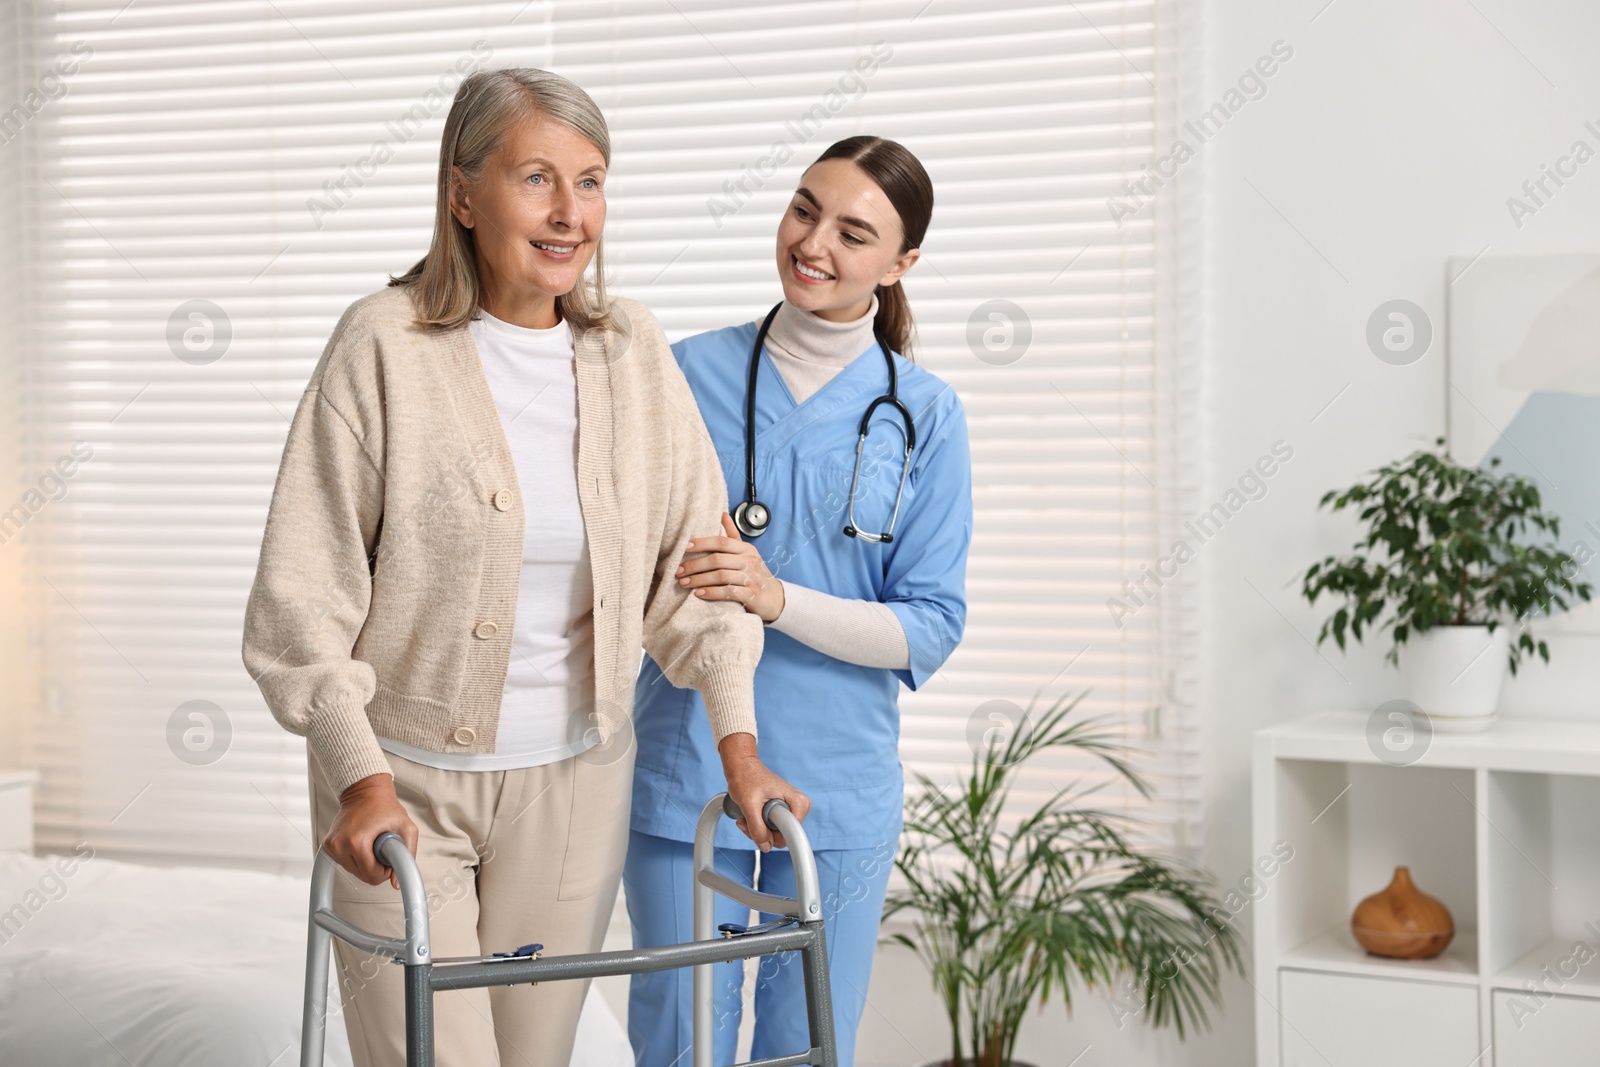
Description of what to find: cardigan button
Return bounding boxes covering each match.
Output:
[452,727,476,745]
[474,621,498,639]
[492,489,512,512]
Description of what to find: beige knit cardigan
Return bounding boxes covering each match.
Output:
[241,284,763,799]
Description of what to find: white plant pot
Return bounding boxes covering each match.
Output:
[1401,625,1511,733]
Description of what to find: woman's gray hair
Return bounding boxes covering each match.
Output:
[389,67,618,333]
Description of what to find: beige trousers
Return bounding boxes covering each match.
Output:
[307,742,634,1067]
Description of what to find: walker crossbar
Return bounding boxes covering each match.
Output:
[300,794,837,1067]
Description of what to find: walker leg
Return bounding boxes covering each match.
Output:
[302,853,336,1067]
[800,923,837,1067]
[301,923,330,1067]
[693,800,719,1067]
[405,963,434,1067]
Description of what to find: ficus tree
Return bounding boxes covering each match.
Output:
[1299,438,1591,673]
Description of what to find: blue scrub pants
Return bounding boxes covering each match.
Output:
[623,828,898,1067]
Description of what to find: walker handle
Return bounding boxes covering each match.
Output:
[721,794,791,832]
[692,793,830,1067]
[709,795,818,921]
[372,831,430,966]
[302,831,432,1067]
[372,830,409,869]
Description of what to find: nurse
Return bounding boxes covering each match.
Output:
[624,135,972,1067]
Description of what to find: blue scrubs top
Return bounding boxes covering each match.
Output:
[629,318,973,851]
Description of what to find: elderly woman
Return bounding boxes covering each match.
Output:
[242,68,807,1067]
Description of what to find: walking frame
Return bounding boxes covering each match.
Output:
[300,793,838,1067]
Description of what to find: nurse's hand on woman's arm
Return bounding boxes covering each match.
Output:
[324,773,420,890]
[677,514,786,623]
[717,732,811,852]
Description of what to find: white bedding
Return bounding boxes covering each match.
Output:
[0,849,633,1066]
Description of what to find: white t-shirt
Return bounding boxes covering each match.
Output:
[376,306,597,771]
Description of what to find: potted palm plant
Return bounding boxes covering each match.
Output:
[1299,438,1591,731]
[885,692,1242,1067]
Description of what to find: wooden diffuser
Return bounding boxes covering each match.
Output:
[1351,866,1455,959]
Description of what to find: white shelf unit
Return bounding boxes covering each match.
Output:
[1253,712,1600,1067]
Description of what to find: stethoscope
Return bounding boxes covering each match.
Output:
[732,301,917,544]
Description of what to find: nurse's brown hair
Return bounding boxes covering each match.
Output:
[810,136,932,361]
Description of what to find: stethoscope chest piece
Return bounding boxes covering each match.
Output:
[733,499,771,538]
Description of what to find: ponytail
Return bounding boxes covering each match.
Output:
[873,280,915,362]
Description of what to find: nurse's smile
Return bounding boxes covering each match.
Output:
[791,254,834,284]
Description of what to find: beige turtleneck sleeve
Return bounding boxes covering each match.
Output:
[772,581,910,670]
[751,294,911,671]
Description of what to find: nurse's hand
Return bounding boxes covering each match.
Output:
[718,732,811,852]
[677,514,786,623]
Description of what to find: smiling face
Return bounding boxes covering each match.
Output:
[447,111,607,328]
[775,157,920,324]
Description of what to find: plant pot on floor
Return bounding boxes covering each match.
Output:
[1402,624,1510,732]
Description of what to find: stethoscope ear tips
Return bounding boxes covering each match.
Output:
[734,500,770,538]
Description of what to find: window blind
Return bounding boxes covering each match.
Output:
[18,0,1203,873]
[567,0,1204,852]
[1,0,34,779]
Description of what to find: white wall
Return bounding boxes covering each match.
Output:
[852,2,1600,1065]
[1194,0,1600,1064]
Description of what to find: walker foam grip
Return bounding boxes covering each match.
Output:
[720,795,790,830]
[372,831,404,864]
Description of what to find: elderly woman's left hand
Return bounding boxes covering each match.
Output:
[676,513,786,623]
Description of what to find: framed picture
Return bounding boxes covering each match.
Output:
[1447,254,1600,637]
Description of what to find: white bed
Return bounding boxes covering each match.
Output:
[0,849,634,1066]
